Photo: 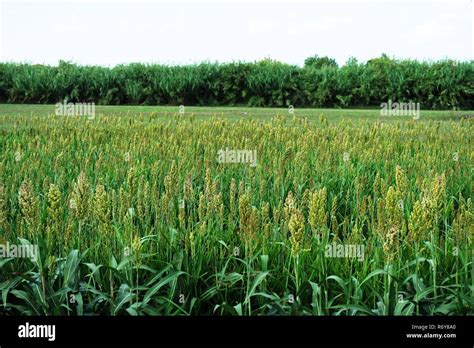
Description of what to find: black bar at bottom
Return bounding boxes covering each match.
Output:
[0,316,472,346]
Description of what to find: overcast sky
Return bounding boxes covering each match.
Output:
[0,0,472,66]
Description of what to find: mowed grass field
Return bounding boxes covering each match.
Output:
[0,104,471,123]
[0,104,472,316]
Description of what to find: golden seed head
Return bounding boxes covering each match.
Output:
[430,173,446,211]
[452,198,473,244]
[289,208,305,256]
[261,202,270,225]
[164,162,176,195]
[284,191,296,221]
[395,165,408,194]
[408,199,431,242]
[183,175,193,202]
[238,192,253,242]
[94,184,109,224]
[47,183,62,223]
[373,172,381,195]
[199,220,207,235]
[229,178,236,213]
[383,226,399,262]
[198,192,206,222]
[71,171,90,221]
[137,181,150,220]
[308,187,327,235]
[204,167,211,200]
[18,179,38,226]
[132,235,142,253]
[178,198,186,228]
[238,180,245,197]
[249,206,259,237]
[385,186,403,230]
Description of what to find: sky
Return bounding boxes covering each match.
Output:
[0,0,472,67]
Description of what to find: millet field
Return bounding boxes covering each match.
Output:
[0,102,472,315]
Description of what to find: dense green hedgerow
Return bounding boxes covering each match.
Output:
[0,56,472,109]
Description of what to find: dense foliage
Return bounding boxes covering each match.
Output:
[0,110,472,315]
[0,56,472,109]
